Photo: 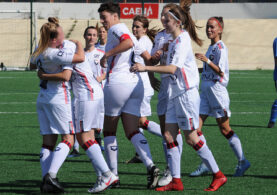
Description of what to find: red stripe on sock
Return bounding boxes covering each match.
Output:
[167,141,179,149]
[128,130,140,140]
[103,131,116,137]
[178,130,181,134]
[142,120,149,130]
[224,130,234,139]
[197,131,203,136]
[193,140,204,151]
[82,139,97,151]
[62,140,72,150]
[42,144,54,151]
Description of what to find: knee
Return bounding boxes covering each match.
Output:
[185,138,194,146]
[219,126,230,136]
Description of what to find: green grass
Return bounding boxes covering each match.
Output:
[0,70,277,194]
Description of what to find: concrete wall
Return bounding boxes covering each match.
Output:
[0,2,277,19]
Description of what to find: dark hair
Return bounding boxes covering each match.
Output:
[83,26,97,37]
[168,0,203,46]
[133,15,160,43]
[208,16,224,39]
[98,2,120,18]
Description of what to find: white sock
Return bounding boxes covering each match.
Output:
[131,133,153,168]
[147,121,162,137]
[229,133,245,162]
[162,139,169,166]
[73,139,79,152]
[48,142,71,178]
[84,140,110,174]
[176,133,183,155]
[91,160,102,177]
[167,143,181,178]
[40,148,53,178]
[139,128,144,134]
[104,136,118,175]
[196,141,219,174]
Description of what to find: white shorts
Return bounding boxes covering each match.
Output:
[157,77,170,116]
[104,81,144,117]
[140,94,153,117]
[74,99,104,133]
[166,88,200,131]
[37,101,74,135]
[200,81,231,118]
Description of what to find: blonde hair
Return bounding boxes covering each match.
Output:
[32,17,60,59]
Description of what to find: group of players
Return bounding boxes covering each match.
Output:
[31,1,251,193]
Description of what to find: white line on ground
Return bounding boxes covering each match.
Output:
[0,102,36,104]
[0,92,37,95]
[0,112,36,114]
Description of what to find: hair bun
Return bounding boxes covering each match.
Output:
[48,17,59,24]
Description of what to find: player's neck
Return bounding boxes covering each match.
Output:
[172,28,182,40]
[211,37,220,45]
[85,45,95,52]
[100,39,106,45]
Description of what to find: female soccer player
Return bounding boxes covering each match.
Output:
[126,15,163,164]
[95,26,107,51]
[98,2,159,189]
[150,3,184,186]
[35,19,118,193]
[190,16,250,177]
[31,17,84,193]
[131,2,227,192]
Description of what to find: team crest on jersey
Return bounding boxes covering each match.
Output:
[110,146,118,151]
[94,54,100,58]
[57,50,64,56]
[209,55,215,61]
[212,48,217,53]
[140,140,148,144]
[94,59,100,65]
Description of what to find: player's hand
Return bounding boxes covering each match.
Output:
[130,63,146,72]
[100,55,107,68]
[96,76,102,83]
[195,53,208,63]
[150,76,160,92]
[37,69,45,80]
[152,50,163,61]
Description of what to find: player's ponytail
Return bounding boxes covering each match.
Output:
[180,0,203,46]
[32,17,60,59]
[133,15,160,43]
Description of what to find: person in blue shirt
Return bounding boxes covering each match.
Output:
[268,37,277,128]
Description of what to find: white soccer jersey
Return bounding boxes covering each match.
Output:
[133,35,154,96]
[33,41,75,104]
[95,42,106,52]
[151,30,173,79]
[105,23,139,84]
[201,40,229,87]
[85,48,106,81]
[167,31,199,100]
[71,56,103,101]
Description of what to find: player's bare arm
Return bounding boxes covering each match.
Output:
[38,69,72,82]
[195,53,224,77]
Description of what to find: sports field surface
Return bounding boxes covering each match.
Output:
[0,70,277,194]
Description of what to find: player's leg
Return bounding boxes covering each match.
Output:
[216,116,250,177]
[190,114,211,177]
[268,99,277,128]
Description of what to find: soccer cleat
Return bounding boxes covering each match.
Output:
[41,173,64,193]
[110,179,120,189]
[155,178,184,191]
[204,171,227,191]
[125,153,142,164]
[147,165,160,189]
[158,167,172,186]
[88,173,118,193]
[67,149,80,158]
[267,121,275,128]
[189,162,210,177]
[233,159,251,177]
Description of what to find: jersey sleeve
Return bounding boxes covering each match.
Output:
[113,25,132,43]
[134,41,147,56]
